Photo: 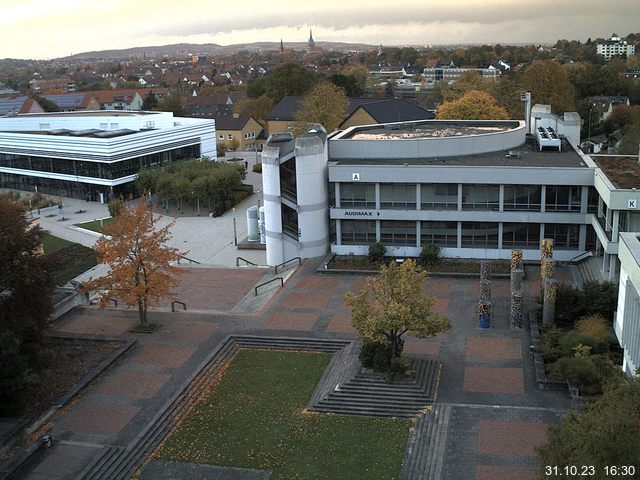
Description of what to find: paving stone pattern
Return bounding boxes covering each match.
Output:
[14,260,574,480]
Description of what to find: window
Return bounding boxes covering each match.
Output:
[587,187,598,213]
[380,221,416,245]
[341,220,376,245]
[503,185,541,211]
[502,223,540,248]
[227,134,233,140]
[462,185,499,210]
[421,184,457,210]
[421,221,457,247]
[340,183,375,208]
[219,134,224,140]
[380,183,416,209]
[544,224,580,249]
[461,223,499,248]
[545,186,581,212]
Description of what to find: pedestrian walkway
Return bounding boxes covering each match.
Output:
[12,259,573,480]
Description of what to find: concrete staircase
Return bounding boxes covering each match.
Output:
[399,403,452,480]
[574,256,603,286]
[309,358,441,418]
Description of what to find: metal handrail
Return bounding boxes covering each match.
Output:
[569,251,593,263]
[171,300,187,312]
[177,255,201,265]
[254,277,283,296]
[236,256,259,267]
[274,256,302,274]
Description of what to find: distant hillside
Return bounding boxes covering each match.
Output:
[59,41,378,60]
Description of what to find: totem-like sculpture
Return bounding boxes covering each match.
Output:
[510,249,524,329]
[542,279,558,326]
[478,260,492,328]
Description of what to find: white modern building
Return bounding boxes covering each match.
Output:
[422,65,501,83]
[615,232,640,375]
[0,111,215,201]
[597,34,636,61]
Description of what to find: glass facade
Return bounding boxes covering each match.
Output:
[461,222,499,248]
[380,183,416,209]
[340,183,375,208]
[462,185,500,211]
[503,185,541,211]
[545,186,581,212]
[380,220,416,245]
[0,145,200,181]
[341,220,376,245]
[502,223,541,248]
[421,184,458,210]
[420,221,457,247]
[544,223,580,249]
[282,204,298,239]
[279,157,297,202]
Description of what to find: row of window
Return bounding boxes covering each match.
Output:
[0,146,200,180]
[336,183,596,212]
[217,131,256,141]
[339,220,587,250]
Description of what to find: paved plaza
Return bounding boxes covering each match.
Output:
[12,258,572,479]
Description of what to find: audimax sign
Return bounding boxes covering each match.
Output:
[344,210,381,217]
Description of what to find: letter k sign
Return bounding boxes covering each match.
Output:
[629,199,637,209]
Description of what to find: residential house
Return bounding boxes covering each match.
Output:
[92,89,170,111]
[597,34,636,61]
[215,115,262,151]
[0,96,45,116]
[339,99,435,129]
[42,93,100,112]
[586,96,630,123]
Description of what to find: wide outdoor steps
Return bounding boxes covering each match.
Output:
[310,358,440,418]
[400,403,452,480]
[575,256,603,285]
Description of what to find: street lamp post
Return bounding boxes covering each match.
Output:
[232,207,238,246]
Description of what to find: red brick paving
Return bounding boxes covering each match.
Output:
[434,297,449,314]
[52,313,136,336]
[470,281,511,297]
[476,420,549,455]
[404,338,441,357]
[295,276,341,290]
[133,344,196,369]
[346,276,370,294]
[98,370,171,398]
[466,336,521,360]
[158,320,218,342]
[168,268,264,311]
[326,313,356,333]
[476,465,536,480]
[61,402,141,436]
[463,367,524,394]
[265,311,319,331]
[423,279,453,296]
[280,292,331,309]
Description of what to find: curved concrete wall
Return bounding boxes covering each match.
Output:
[295,135,329,258]
[330,120,526,159]
[261,146,284,266]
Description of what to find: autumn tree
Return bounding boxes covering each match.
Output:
[157,94,185,117]
[263,63,320,103]
[436,90,510,120]
[294,81,348,134]
[84,202,184,327]
[234,95,273,126]
[536,378,640,479]
[344,259,451,362]
[523,60,575,114]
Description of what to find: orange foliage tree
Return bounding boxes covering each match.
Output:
[84,202,185,326]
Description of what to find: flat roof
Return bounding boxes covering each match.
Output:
[341,120,520,140]
[12,110,159,118]
[0,128,141,139]
[330,138,588,169]
[592,155,640,189]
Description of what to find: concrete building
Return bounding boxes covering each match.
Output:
[597,34,636,61]
[0,110,215,202]
[422,65,501,83]
[615,233,640,375]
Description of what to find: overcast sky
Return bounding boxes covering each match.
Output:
[1,0,638,59]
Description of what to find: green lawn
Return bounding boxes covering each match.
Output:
[159,349,411,479]
[42,234,98,285]
[42,233,73,254]
[74,217,114,233]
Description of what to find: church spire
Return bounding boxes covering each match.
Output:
[280,38,284,52]
[308,29,315,49]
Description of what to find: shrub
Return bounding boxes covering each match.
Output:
[552,283,584,329]
[577,314,611,348]
[558,330,602,357]
[549,356,600,394]
[252,163,262,173]
[420,244,440,267]
[107,198,125,218]
[359,337,404,373]
[540,326,564,363]
[581,281,617,321]
[386,357,415,382]
[368,242,386,263]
